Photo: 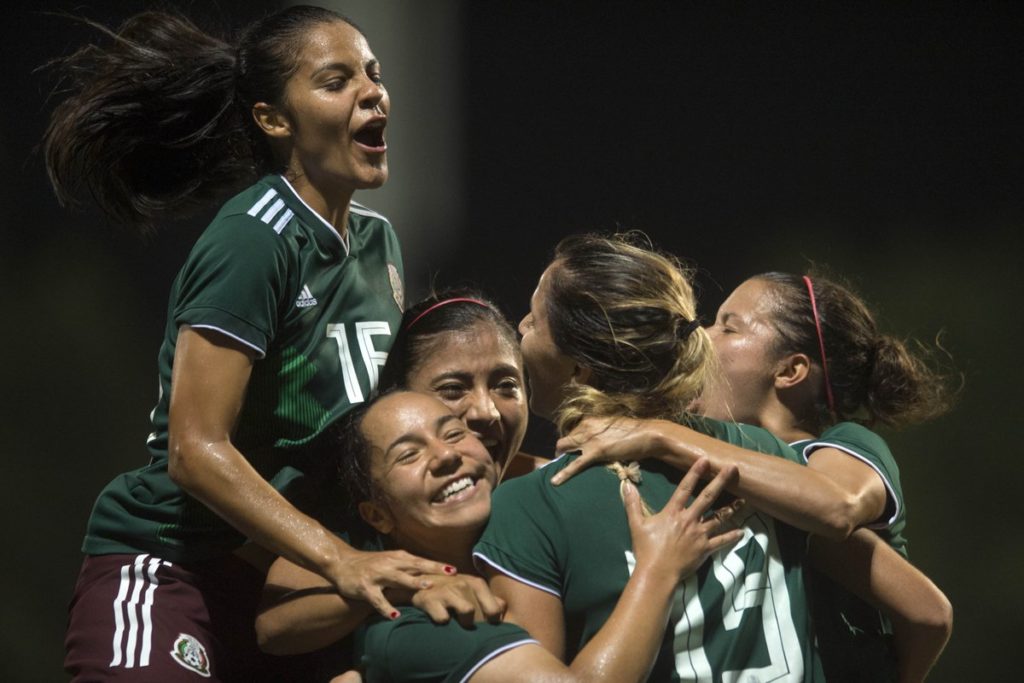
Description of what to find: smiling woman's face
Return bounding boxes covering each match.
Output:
[404,321,528,472]
[357,392,497,555]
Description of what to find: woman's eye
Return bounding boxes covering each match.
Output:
[496,379,522,395]
[444,428,466,443]
[395,448,420,464]
[369,72,384,85]
[436,384,467,400]
[324,78,348,91]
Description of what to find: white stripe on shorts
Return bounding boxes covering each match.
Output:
[108,557,137,667]
[110,554,168,669]
[138,556,163,666]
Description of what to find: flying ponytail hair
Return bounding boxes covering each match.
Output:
[42,6,356,232]
[754,271,956,428]
[544,232,716,436]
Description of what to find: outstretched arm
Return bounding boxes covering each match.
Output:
[554,416,885,539]
[810,530,953,683]
[168,326,451,618]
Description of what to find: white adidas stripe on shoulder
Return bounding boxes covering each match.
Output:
[247,188,278,217]
[272,209,295,234]
[244,187,297,235]
[261,198,286,224]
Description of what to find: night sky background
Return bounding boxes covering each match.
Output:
[2,1,1020,680]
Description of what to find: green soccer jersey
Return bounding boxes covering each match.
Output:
[474,416,824,683]
[356,608,537,683]
[792,422,907,683]
[83,175,405,562]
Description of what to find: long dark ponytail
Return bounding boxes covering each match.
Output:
[42,6,355,232]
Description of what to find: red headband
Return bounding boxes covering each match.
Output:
[802,276,836,413]
[404,297,492,331]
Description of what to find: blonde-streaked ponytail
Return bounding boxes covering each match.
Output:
[545,232,716,435]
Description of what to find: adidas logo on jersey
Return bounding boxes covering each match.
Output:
[296,285,318,308]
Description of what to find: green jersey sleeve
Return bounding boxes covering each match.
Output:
[796,422,905,532]
[172,211,290,356]
[357,609,536,683]
[472,459,570,596]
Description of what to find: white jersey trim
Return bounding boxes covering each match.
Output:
[472,552,562,598]
[457,639,539,683]
[797,440,901,529]
[189,324,266,359]
[277,175,351,255]
[350,200,392,225]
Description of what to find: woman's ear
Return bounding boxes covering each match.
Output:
[774,352,811,390]
[572,364,593,387]
[252,102,291,139]
[358,500,395,535]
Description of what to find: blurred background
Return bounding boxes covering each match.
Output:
[2,1,1019,680]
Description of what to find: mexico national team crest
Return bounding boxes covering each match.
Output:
[170,633,211,677]
[387,262,404,311]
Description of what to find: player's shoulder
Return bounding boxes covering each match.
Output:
[685,414,795,457]
[201,177,298,242]
[349,199,392,227]
[817,421,891,455]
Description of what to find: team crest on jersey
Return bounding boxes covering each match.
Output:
[387,263,404,311]
[170,633,211,677]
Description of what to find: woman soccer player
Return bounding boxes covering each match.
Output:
[272,388,743,681]
[45,6,448,681]
[257,290,534,657]
[474,233,826,681]
[553,271,954,681]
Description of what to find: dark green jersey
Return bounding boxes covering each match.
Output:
[83,175,405,562]
[474,417,824,682]
[792,422,906,552]
[356,608,536,683]
[792,422,906,683]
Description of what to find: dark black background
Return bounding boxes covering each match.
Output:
[2,2,1019,680]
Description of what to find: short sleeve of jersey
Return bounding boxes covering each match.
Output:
[472,460,571,596]
[358,609,536,683]
[797,422,904,529]
[172,211,289,355]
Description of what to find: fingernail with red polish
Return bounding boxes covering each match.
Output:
[389,610,400,620]
[443,565,456,575]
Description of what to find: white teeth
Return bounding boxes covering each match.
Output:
[437,476,473,502]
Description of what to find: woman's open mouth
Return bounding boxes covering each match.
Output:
[431,476,479,505]
[353,119,387,152]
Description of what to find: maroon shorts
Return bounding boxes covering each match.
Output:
[64,553,346,682]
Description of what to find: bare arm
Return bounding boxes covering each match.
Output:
[481,460,743,683]
[554,417,886,539]
[168,327,450,617]
[811,530,953,683]
[257,556,505,655]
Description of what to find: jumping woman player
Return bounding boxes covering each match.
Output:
[44,6,450,681]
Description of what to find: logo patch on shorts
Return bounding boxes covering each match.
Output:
[388,263,404,311]
[170,633,211,677]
